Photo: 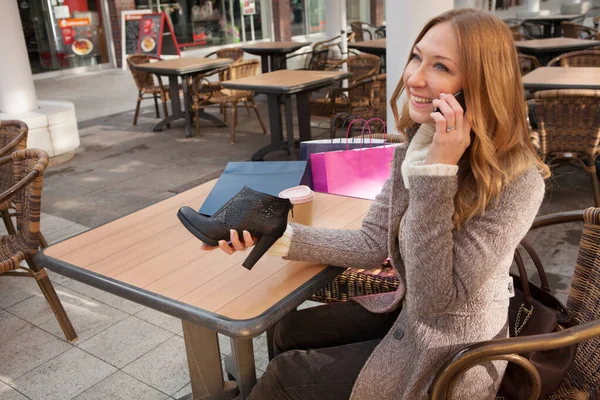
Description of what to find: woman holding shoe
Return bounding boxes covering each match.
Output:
[178,8,549,400]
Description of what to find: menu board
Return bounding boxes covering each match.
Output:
[121,10,152,70]
[137,13,180,59]
[59,18,99,58]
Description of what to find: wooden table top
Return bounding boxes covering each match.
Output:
[41,180,371,325]
[220,70,351,94]
[521,13,583,21]
[515,38,600,51]
[348,38,386,50]
[522,67,600,90]
[241,41,311,54]
[135,57,232,75]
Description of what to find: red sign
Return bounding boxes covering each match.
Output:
[58,18,90,28]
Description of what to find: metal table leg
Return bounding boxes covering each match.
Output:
[260,55,269,74]
[230,337,257,399]
[296,91,312,143]
[153,75,184,132]
[181,320,239,400]
[251,93,284,161]
[283,94,296,158]
[182,76,193,138]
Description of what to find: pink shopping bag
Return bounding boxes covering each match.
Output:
[311,118,399,200]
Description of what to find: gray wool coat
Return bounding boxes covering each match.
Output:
[286,144,545,399]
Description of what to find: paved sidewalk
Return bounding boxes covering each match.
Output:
[0,66,596,399]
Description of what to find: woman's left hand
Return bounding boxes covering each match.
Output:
[425,93,472,166]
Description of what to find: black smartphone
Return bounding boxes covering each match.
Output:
[433,91,466,114]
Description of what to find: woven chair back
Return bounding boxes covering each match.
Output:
[531,89,600,159]
[227,59,260,99]
[0,120,28,198]
[370,74,387,121]
[548,50,600,67]
[518,53,540,75]
[552,207,600,397]
[127,54,155,91]
[347,54,381,101]
[215,48,244,62]
[0,149,48,274]
[561,21,592,38]
[350,21,373,42]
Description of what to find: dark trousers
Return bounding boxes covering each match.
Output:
[247,301,401,400]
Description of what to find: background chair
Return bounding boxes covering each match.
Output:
[529,89,600,207]
[548,50,600,67]
[561,21,597,39]
[0,120,48,248]
[350,21,378,41]
[286,34,355,71]
[0,149,77,342]
[309,54,381,129]
[431,208,600,399]
[127,54,170,126]
[204,47,244,81]
[191,59,266,143]
[331,73,388,131]
[518,53,541,75]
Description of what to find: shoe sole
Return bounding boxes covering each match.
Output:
[177,210,220,246]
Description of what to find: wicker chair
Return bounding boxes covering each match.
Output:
[529,89,600,207]
[0,149,77,342]
[191,59,266,143]
[548,50,600,67]
[350,21,377,42]
[0,120,48,248]
[561,21,598,39]
[521,20,553,39]
[286,34,354,71]
[518,53,541,75]
[431,208,600,399]
[127,54,170,126]
[309,54,381,129]
[204,47,244,62]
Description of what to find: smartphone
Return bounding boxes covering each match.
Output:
[433,91,466,114]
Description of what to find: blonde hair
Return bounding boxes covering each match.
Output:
[390,8,550,228]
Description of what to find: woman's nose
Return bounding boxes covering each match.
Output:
[407,66,426,88]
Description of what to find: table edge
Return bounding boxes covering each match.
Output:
[220,71,352,94]
[516,42,600,52]
[241,43,311,54]
[523,82,600,90]
[134,58,232,75]
[36,249,344,338]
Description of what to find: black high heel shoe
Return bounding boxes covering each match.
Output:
[177,186,293,270]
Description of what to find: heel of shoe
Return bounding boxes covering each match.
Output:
[242,235,278,270]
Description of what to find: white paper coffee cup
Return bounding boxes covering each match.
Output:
[279,185,315,226]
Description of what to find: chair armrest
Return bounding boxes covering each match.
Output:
[285,49,313,61]
[530,210,585,230]
[329,76,375,101]
[0,129,27,157]
[430,318,600,400]
[0,149,49,206]
[191,65,231,94]
[204,51,217,58]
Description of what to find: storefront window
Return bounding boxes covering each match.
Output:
[18,0,111,74]
[136,0,269,50]
[290,0,305,36]
[305,0,325,33]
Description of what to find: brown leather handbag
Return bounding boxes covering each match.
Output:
[498,240,577,400]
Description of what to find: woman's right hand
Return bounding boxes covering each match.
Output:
[201,230,257,255]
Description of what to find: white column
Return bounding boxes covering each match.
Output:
[526,0,541,13]
[386,0,454,131]
[0,0,38,113]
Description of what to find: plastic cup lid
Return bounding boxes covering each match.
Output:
[278,185,315,204]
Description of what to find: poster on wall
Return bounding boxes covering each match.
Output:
[241,0,256,15]
[137,13,181,59]
[121,10,152,70]
[59,18,99,58]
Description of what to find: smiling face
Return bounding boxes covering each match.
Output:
[403,21,463,124]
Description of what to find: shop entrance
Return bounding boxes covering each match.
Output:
[17,0,113,74]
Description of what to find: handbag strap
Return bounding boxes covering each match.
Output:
[360,118,387,148]
[518,239,551,291]
[513,248,533,309]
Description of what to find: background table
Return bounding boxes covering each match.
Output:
[135,58,232,137]
[515,38,600,65]
[521,14,584,37]
[37,180,372,399]
[221,70,351,161]
[348,38,386,71]
[523,67,600,91]
[241,42,311,73]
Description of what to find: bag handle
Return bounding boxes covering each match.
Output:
[518,239,551,292]
[513,248,537,336]
[345,117,370,150]
[331,112,354,141]
[360,117,387,147]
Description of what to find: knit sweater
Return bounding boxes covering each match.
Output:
[281,125,546,399]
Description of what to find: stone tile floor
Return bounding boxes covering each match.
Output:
[1,67,595,399]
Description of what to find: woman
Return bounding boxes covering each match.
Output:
[181,8,549,399]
